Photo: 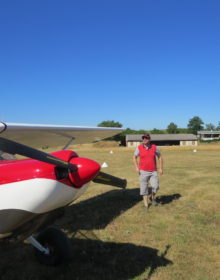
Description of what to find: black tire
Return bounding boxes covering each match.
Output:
[34,227,72,266]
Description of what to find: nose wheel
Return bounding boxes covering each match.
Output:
[29,227,72,266]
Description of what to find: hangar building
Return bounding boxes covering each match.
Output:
[126,134,198,147]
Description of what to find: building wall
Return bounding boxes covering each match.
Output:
[127,141,141,147]
[127,140,198,147]
[199,134,220,141]
[180,140,198,146]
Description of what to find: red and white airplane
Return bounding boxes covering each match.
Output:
[0,122,126,265]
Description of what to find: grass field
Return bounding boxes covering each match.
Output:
[0,144,220,280]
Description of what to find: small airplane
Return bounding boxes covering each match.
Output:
[0,122,127,265]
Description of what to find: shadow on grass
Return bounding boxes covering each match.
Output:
[157,193,181,205]
[0,239,172,280]
[60,188,141,232]
[67,239,172,280]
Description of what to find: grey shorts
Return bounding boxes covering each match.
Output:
[139,170,159,196]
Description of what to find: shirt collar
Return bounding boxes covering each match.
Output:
[143,143,152,150]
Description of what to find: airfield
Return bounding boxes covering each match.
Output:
[0,142,219,280]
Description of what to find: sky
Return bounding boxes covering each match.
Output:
[0,0,220,130]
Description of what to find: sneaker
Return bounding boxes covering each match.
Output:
[144,205,149,211]
[151,200,158,206]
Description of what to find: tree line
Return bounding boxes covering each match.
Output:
[97,117,220,141]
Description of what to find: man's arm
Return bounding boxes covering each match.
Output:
[133,147,140,173]
[158,155,163,175]
[133,155,140,173]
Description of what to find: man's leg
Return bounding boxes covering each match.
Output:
[151,192,157,205]
[139,171,150,208]
[150,171,159,206]
[143,194,150,208]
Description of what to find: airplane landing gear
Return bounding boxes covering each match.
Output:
[28,227,72,266]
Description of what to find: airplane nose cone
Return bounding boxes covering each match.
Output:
[68,157,101,187]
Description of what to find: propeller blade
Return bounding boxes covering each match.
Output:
[0,137,78,171]
[93,171,127,189]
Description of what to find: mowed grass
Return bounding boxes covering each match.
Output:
[0,144,220,280]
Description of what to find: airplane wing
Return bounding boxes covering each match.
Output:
[0,122,124,149]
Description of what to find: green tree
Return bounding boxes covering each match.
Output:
[216,121,220,130]
[178,128,188,133]
[150,128,164,134]
[97,120,122,127]
[97,120,123,141]
[205,123,215,131]
[187,116,204,135]
[167,122,179,134]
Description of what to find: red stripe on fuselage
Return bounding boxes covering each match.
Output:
[0,150,77,186]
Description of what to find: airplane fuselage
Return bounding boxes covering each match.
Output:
[0,150,101,236]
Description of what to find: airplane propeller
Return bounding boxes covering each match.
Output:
[93,171,127,188]
[0,137,127,189]
[0,137,78,171]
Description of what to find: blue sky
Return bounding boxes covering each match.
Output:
[0,0,220,130]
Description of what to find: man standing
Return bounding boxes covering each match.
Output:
[133,134,163,209]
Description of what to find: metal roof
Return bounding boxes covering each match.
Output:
[126,134,197,141]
